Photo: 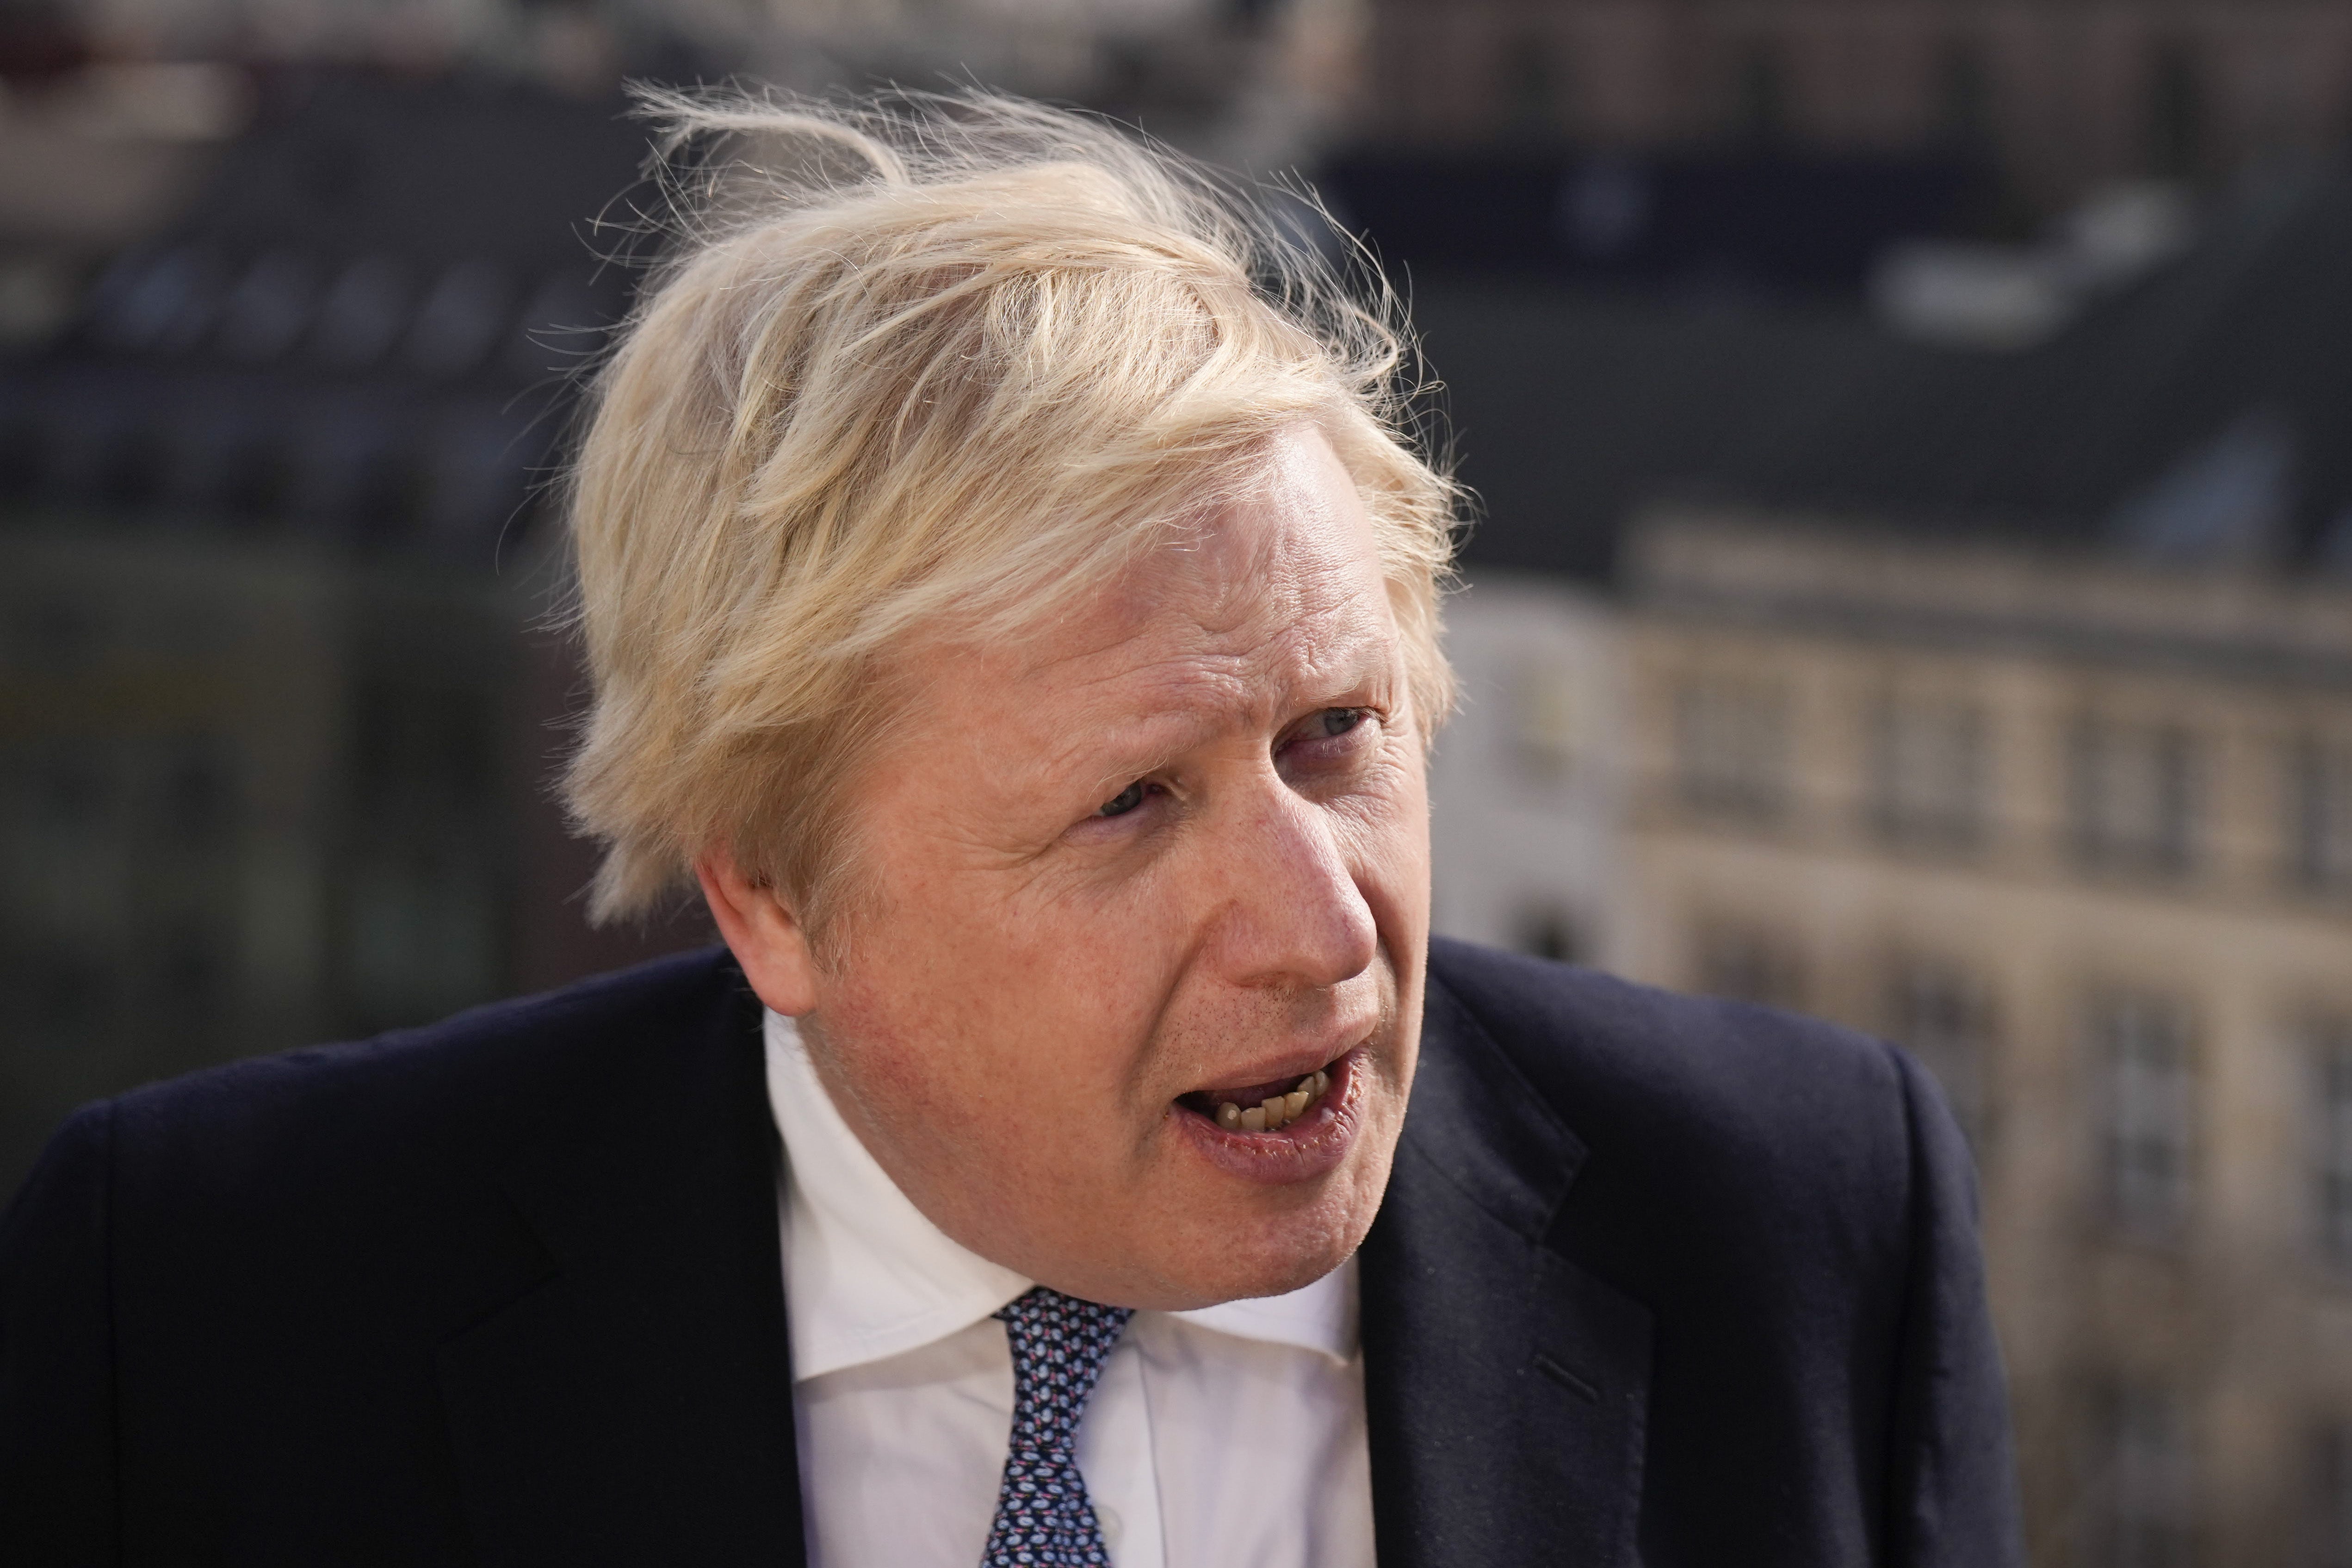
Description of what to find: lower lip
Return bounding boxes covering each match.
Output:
[1171,1046,1366,1185]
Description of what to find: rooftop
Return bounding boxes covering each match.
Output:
[0,69,654,563]
[1427,157,2352,586]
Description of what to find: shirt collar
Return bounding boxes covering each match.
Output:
[1170,1260,1357,1362]
[762,1010,1357,1381]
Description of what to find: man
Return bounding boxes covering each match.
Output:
[0,90,2021,1566]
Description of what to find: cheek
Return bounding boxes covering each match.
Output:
[828,866,1190,1119]
[1335,751,1432,914]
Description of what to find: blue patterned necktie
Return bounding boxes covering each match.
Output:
[981,1284,1136,1567]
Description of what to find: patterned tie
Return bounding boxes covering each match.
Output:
[981,1284,1136,1567]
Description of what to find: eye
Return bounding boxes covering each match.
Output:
[1096,781,1148,818]
[1276,707,1380,778]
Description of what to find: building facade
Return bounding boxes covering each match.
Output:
[1620,506,2352,1567]
[0,72,705,1194]
[1359,0,2352,215]
[30,0,1354,172]
[0,525,521,1178]
[1426,571,1628,968]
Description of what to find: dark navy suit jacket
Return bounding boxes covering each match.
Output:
[0,938,2022,1565]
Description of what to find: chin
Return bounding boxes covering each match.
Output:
[1229,1242,1353,1302]
[1138,1197,1372,1310]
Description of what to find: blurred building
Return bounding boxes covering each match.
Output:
[1419,276,1889,960]
[1330,0,2352,309]
[1359,0,2352,215]
[34,0,1351,170]
[0,71,706,1192]
[1426,571,1623,966]
[0,0,1358,1195]
[1624,512,2352,1568]
[1429,154,2352,1565]
[0,49,250,344]
[0,0,1376,1196]
[1321,134,1995,297]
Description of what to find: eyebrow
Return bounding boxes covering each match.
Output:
[1048,639,1399,797]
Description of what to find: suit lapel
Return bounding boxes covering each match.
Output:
[434,963,806,1568]
[418,950,1648,1567]
[1360,973,1654,1568]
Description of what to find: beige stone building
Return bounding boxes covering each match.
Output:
[1400,63,2352,1568]
[1618,506,2352,1567]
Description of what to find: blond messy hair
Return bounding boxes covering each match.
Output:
[561,86,1460,930]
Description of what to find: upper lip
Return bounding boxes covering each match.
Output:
[1183,1037,1362,1097]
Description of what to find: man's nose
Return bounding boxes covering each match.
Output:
[1204,777,1379,991]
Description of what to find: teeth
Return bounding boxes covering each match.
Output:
[1212,1064,1337,1133]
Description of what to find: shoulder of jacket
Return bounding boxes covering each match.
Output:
[103,946,748,1190]
[1424,936,1919,1197]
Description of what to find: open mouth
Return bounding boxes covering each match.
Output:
[1171,1047,1364,1184]
[1176,1058,1343,1134]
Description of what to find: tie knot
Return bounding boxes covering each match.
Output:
[995,1286,1132,1377]
[994,1286,1133,1449]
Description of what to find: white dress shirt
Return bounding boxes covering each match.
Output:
[764,1010,1378,1568]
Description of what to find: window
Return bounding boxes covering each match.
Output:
[1869,698,1987,850]
[1675,677,1789,822]
[405,259,513,377]
[312,254,415,368]
[1692,919,1804,1011]
[2094,1382,2194,1568]
[2071,718,2197,877]
[2318,1019,2352,1264]
[1888,957,1994,1151]
[343,671,506,1030]
[1506,657,1583,787]
[2112,413,2291,564]
[216,250,321,362]
[91,243,227,353]
[2092,991,2195,1237]
[2290,736,2352,895]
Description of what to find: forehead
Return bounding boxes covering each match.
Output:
[1035,429,1391,719]
[902,428,1395,755]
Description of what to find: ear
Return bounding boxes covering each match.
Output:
[695,851,821,1016]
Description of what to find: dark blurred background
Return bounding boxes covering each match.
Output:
[4,2,2351,1563]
